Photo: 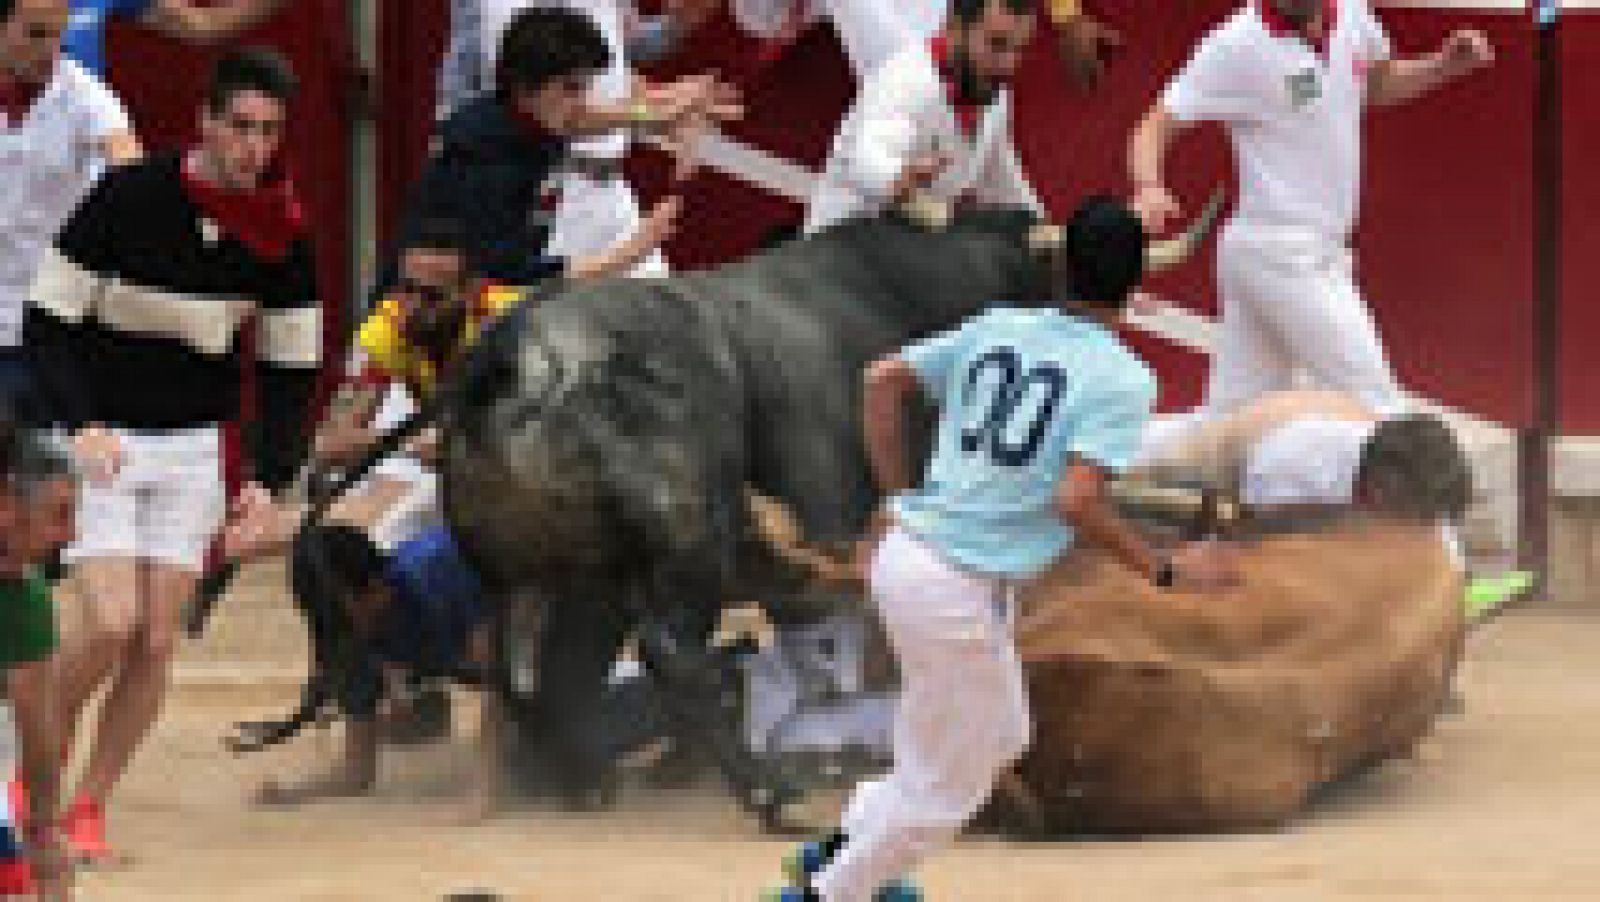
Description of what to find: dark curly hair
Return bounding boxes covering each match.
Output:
[1357,414,1473,521]
[494,7,612,100]
[206,47,299,115]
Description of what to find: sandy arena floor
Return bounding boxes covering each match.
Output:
[63,570,1600,901]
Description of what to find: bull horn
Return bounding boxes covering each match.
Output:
[1026,224,1064,254]
[897,191,954,232]
[1145,188,1227,274]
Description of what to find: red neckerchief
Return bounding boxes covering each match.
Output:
[1257,0,1338,58]
[930,36,981,138]
[756,0,814,67]
[180,155,307,262]
[0,74,47,125]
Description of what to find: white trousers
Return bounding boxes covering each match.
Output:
[546,169,667,278]
[815,527,1030,902]
[1206,222,1403,419]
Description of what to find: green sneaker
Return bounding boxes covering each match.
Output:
[1464,571,1537,623]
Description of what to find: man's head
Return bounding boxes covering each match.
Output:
[1355,414,1473,521]
[1058,196,1148,314]
[946,0,1037,104]
[395,219,477,364]
[1264,0,1324,29]
[0,428,77,575]
[0,0,68,85]
[495,7,611,134]
[198,48,298,192]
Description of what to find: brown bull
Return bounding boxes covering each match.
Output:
[986,519,1463,835]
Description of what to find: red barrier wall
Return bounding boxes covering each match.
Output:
[378,2,1552,425]
[1560,8,1600,431]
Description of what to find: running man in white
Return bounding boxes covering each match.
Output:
[802,0,1044,235]
[1129,0,1494,417]
[775,198,1236,902]
[732,0,1121,85]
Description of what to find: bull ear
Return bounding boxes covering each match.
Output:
[1145,187,1227,274]
[1026,224,1064,255]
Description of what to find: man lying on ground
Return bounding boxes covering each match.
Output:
[1130,390,1529,618]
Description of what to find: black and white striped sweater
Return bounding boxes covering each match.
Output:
[23,154,322,489]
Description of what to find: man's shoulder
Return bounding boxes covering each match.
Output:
[1077,328,1156,403]
[1196,7,1263,53]
[866,44,944,99]
[48,56,121,108]
[90,152,181,204]
[435,96,557,158]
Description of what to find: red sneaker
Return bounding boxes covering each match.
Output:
[61,796,110,865]
[1,807,32,896]
[0,858,33,897]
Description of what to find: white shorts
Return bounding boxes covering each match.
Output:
[65,426,226,571]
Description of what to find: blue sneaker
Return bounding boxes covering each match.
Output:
[876,878,923,902]
[783,833,848,883]
[763,876,919,901]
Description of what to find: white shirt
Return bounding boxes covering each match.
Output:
[1243,416,1376,507]
[0,58,130,348]
[802,41,1043,234]
[480,0,632,160]
[731,0,946,77]
[1162,1,1392,240]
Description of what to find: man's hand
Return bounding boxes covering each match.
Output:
[312,419,374,468]
[1166,539,1241,592]
[636,195,683,251]
[220,482,297,563]
[404,427,443,466]
[1130,181,1182,235]
[1438,29,1494,79]
[1056,15,1124,90]
[72,425,123,484]
[640,74,744,131]
[891,152,951,203]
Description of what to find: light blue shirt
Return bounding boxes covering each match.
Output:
[891,307,1156,579]
[64,0,154,76]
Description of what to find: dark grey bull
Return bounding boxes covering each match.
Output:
[436,201,1217,820]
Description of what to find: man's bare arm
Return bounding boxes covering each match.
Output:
[862,357,921,498]
[1366,30,1494,107]
[143,0,293,44]
[1127,105,1195,234]
[97,130,142,166]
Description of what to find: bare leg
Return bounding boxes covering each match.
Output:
[462,690,505,823]
[71,561,192,805]
[56,558,141,782]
